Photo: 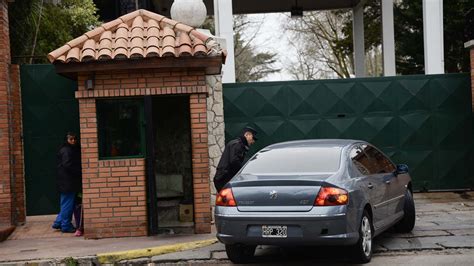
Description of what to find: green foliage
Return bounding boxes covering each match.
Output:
[393,0,424,74]
[287,0,473,77]
[442,0,473,73]
[339,0,473,74]
[62,257,78,266]
[9,0,100,64]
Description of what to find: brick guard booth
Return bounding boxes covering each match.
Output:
[48,9,225,238]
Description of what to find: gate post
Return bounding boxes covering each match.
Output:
[0,0,25,227]
[465,40,474,111]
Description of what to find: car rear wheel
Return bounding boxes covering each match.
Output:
[352,210,372,263]
[394,189,416,233]
[225,244,256,264]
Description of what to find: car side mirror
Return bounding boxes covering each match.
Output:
[396,164,409,175]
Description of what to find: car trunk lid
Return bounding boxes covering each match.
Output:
[231,175,333,212]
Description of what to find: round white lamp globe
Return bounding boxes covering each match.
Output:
[170,0,207,28]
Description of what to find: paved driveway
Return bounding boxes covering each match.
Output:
[1,192,473,265]
[148,192,474,264]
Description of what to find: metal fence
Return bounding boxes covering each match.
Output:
[21,64,79,215]
[223,73,474,191]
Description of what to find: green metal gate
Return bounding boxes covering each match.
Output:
[21,64,79,215]
[223,73,474,191]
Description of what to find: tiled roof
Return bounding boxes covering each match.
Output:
[48,9,225,63]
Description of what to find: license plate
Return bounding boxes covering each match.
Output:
[262,225,287,238]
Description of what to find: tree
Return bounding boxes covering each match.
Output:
[284,9,383,79]
[284,11,354,79]
[358,0,473,74]
[284,0,474,78]
[9,0,100,64]
[203,15,280,82]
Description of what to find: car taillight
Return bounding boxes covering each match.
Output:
[216,188,237,206]
[314,187,348,206]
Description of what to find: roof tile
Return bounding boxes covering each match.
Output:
[162,46,176,57]
[66,35,88,50]
[192,38,207,57]
[131,16,144,30]
[66,47,80,63]
[119,10,140,24]
[140,9,165,23]
[101,18,123,31]
[161,17,178,28]
[48,9,225,64]
[146,44,160,58]
[57,55,66,63]
[80,39,96,61]
[175,23,193,34]
[84,27,105,40]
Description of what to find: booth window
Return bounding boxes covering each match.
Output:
[97,99,145,159]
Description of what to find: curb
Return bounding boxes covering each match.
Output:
[96,238,218,264]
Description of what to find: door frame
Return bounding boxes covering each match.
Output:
[144,95,159,234]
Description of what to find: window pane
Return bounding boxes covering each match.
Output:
[366,146,396,173]
[98,99,143,158]
[352,145,379,175]
[241,147,342,174]
[350,147,371,175]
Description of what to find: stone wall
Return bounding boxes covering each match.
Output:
[206,75,225,198]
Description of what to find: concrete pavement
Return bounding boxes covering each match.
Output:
[0,191,473,265]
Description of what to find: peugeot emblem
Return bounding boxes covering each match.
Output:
[269,190,278,199]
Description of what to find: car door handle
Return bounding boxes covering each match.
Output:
[368,183,374,189]
[385,180,391,184]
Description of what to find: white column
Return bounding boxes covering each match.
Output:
[352,2,365,77]
[382,0,396,76]
[423,0,444,74]
[214,0,235,83]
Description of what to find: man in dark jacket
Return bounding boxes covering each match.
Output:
[213,126,258,192]
[52,132,82,233]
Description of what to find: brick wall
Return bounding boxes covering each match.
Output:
[79,98,148,238]
[10,64,25,224]
[77,68,211,238]
[190,94,211,233]
[76,68,207,96]
[0,0,12,226]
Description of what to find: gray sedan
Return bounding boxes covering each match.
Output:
[215,139,415,264]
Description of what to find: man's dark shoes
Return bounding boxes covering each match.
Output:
[61,227,76,233]
[52,224,61,230]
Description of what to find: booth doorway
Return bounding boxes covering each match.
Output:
[151,96,194,233]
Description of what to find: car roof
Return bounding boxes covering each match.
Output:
[264,139,363,150]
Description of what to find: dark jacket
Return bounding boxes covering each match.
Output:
[57,144,82,193]
[213,136,249,191]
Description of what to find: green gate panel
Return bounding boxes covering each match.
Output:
[224,73,474,191]
[21,64,79,215]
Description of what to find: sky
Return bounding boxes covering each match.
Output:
[242,13,296,81]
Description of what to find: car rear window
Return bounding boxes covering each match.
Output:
[241,146,342,174]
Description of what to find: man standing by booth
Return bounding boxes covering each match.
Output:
[213,126,258,192]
